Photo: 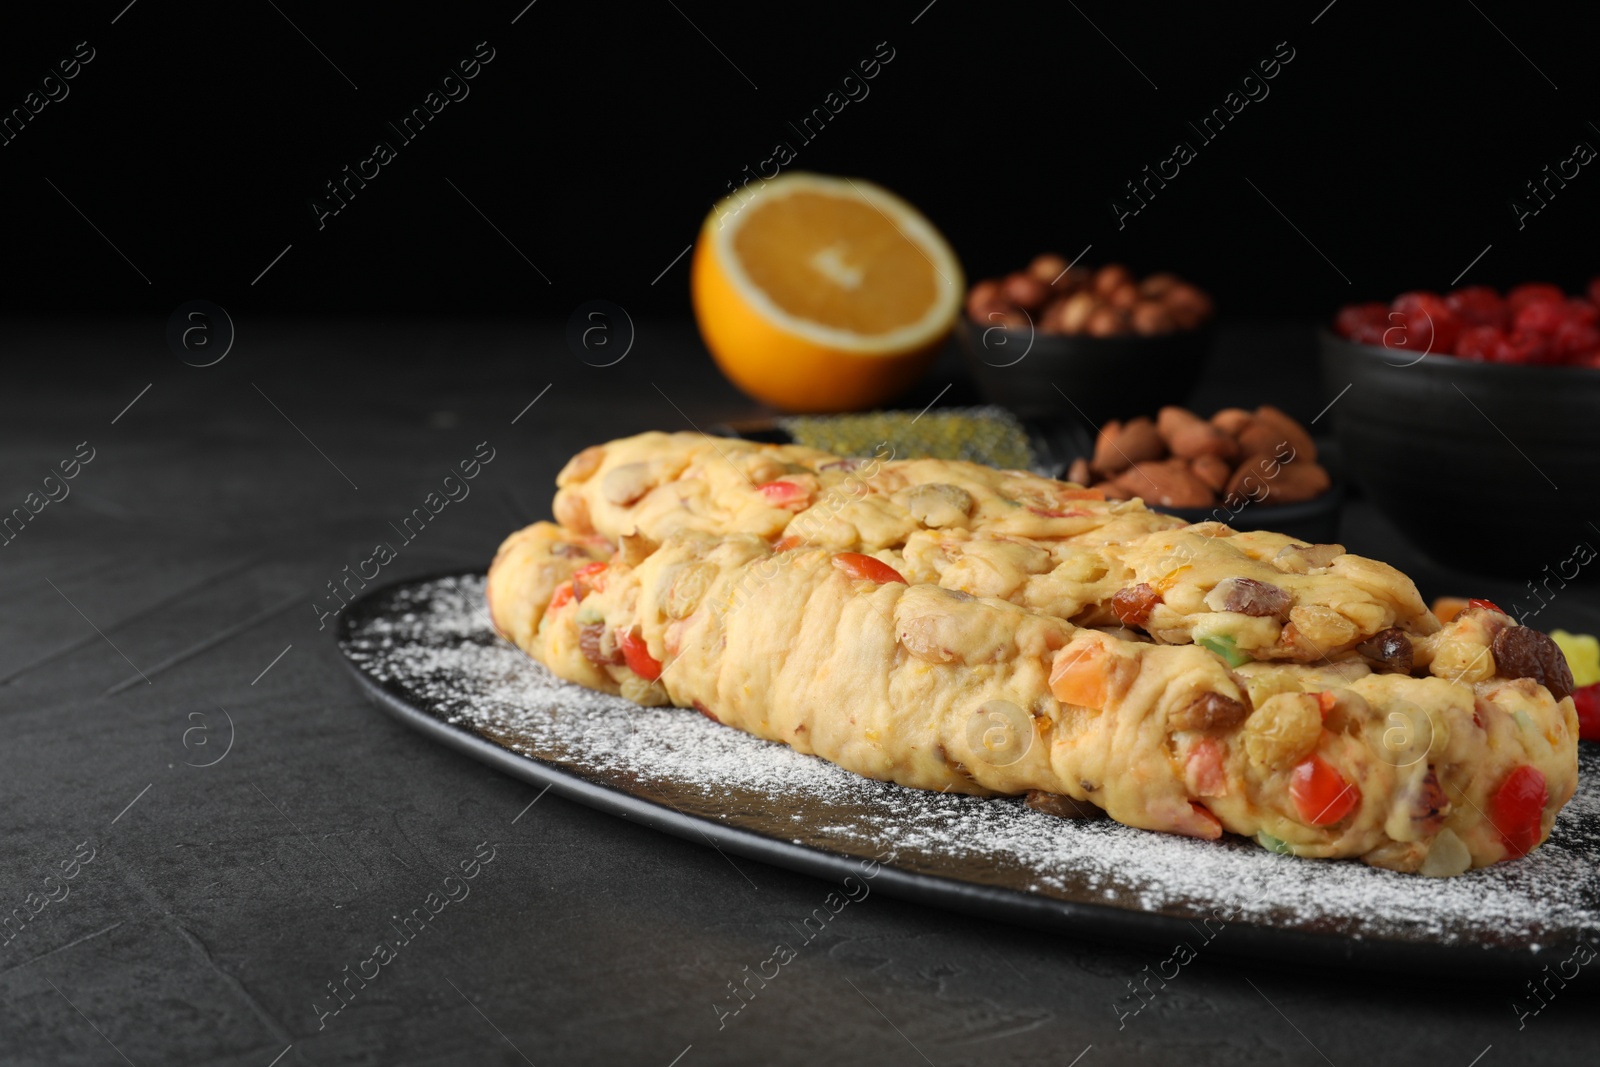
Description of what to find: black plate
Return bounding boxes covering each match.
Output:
[337,572,1600,975]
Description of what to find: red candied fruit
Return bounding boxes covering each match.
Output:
[1455,325,1503,361]
[1553,319,1600,361]
[1574,682,1600,742]
[1490,765,1548,858]
[1564,299,1599,327]
[1335,302,1390,345]
[1339,283,1600,365]
[1507,282,1566,314]
[1387,292,1460,356]
[1492,330,1553,365]
[1513,299,1568,336]
[1446,286,1509,329]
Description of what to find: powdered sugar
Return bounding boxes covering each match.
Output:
[342,575,1600,952]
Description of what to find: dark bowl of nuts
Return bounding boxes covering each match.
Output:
[1065,403,1342,545]
[959,257,1216,425]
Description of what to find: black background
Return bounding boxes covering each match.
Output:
[4,0,1598,323]
[5,6,1600,1065]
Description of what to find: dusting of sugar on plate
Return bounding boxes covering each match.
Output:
[341,575,1600,951]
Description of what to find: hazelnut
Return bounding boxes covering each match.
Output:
[1057,291,1098,334]
[966,280,1004,320]
[1092,264,1134,297]
[1163,283,1214,323]
[1003,272,1050,311]
[1085,305,1126,337]
[1107,283,1139,310]
[1029,253,1069,285]
[1139,272,1181,298]
[1130,301,1176,335]
[1053,265,1092,292]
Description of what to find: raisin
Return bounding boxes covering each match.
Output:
[1357,627,1414,674]
[1111,583,1162,627]
[1413,768,1448,834]
[1214,576,1291,618]
[1169,692,1249,732]
[1025,790,1105,820]
[1491,626,1574,700]
[578,623,623,666]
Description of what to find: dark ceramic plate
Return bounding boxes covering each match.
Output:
[338,572,1600,976]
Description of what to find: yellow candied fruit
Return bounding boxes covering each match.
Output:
[1153,566,1192,595]
[1551,630,1600,688]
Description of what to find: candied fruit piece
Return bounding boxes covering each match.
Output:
[1388,292,1460,356]
[1446,285,1508,329]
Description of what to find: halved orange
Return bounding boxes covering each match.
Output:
[691,172,964,412]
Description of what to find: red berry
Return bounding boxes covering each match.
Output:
[1574,682,1600,742]
[1455,325,1503,361]
[1334,302,1389,343]
[1447,286,1509,329]
[1507,282,1566,314]
[1588,277,1600,308]
[1387,292,1460,356]
[1490,765,1548,858]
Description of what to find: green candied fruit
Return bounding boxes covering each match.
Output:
[1199,634,1252,668]
[1256,831,1295,856]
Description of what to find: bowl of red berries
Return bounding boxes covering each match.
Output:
[1320,281,1600,577]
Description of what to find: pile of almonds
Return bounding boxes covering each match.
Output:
[966,256,1214,337]
[1066,404,1332,509]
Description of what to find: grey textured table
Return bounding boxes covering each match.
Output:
[1,318,1594,1066]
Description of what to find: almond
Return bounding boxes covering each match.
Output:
[1158,406,1239,461]
[1115,458,1214,508]
[1269,461,1331,504]
[1093,416,1164,476]
[1209,407,1253,437]
[1239,405,1317,464]
[1190,453,1231,491]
